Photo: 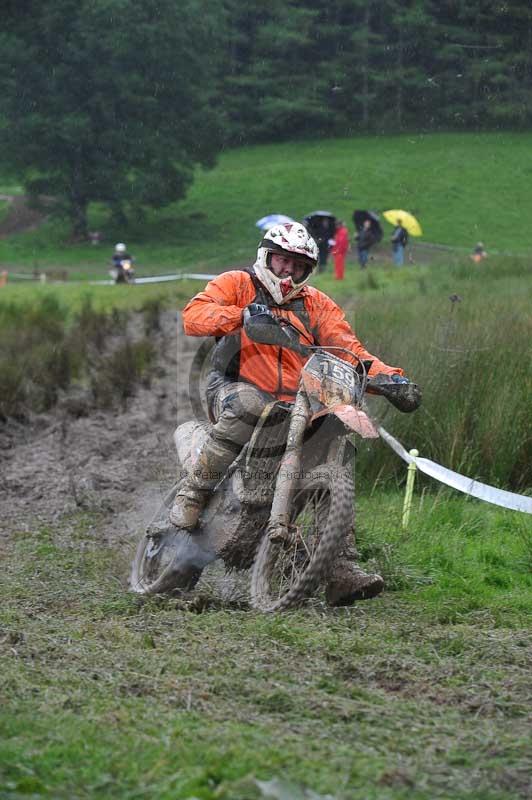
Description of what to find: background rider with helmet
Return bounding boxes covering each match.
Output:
[171,222,416,604]
[111,242,135,283]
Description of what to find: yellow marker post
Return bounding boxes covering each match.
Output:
[402,449,419,529]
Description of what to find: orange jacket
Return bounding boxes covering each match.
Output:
[182,270,403,401]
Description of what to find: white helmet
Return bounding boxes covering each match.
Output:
[253,222,318,304]
[115,242,127,254]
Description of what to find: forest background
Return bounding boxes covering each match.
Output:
[2,0,532,235]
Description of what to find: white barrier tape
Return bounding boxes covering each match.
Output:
[9,272,217,287]
[131,273,217,283]
[378,426,532,515]
[89,273,217,286]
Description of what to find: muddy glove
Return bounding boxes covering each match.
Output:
[243,303,281,345]
[370,373,421,412]
[246,303,271,316]
[242,303,275,331]
[243,303,309,355]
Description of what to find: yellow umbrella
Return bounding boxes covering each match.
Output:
[383,209,422,237]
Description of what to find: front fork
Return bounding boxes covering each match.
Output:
[266,389,310,543]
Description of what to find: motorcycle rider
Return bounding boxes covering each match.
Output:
[111,242,135,282]
[172,222,415,604]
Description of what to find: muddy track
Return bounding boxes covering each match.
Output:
[0,195,50,238]
[0,311,201,545]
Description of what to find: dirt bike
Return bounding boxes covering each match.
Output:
[129,312,420,612]
[110,258,135,284]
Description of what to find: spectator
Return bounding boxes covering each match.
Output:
[391,220,409,266]
[331,220,349,280]
[356,219,376,269]
[314,217,332,272]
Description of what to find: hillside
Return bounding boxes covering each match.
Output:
[1,132,532,279]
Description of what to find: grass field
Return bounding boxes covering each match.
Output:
[1,132,532,278]
[1,495,530,800]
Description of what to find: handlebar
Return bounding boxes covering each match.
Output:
[245,312,370,371]
[243,311,421,411]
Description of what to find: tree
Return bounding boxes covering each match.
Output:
[429,0,532,129]
[221,0,330,143]
[0,0,224,238]
[218,0,532,143]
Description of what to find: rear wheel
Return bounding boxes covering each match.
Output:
[250,464,353,612]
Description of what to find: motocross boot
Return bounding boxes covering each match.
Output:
[169,434,237,530]
[169,483,212,530]
[325,559,384,606]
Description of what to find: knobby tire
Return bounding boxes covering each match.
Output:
[130,483,200,595]
[250,464,353,612]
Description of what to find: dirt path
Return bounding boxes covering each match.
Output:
[0,195,50,237]
[0,311,200,541]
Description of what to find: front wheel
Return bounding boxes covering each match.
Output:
[250,464,354,612]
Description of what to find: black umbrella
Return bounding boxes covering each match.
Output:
[353,209,383,243]
[305,210,335,218]
[303,211,336,241]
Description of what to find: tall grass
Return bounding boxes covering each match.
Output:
[0,294,158,419]
[359,300,531,490]
[338,257,532,491]
[0,295,70,417]
[0,255,529,492]
[0,279,195,313]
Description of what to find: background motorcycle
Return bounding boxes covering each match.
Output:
[110,258,135,284]
[130,312,420,611]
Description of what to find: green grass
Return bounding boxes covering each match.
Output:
[0,499,530,800]
[356,493,532,626]
[0,199,9,224]
[1,132,532,278]
[0,279,198,316]
[0,181,23,193]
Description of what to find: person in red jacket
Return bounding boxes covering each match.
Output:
[171,222,414,603]
[331,219,349,280]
